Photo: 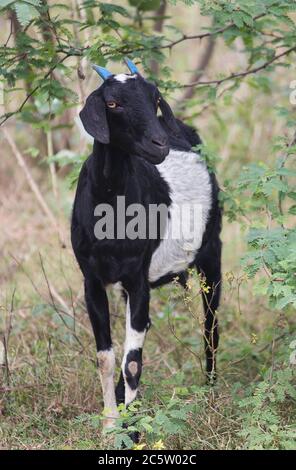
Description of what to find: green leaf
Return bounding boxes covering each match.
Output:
[0,0,15,8]
[289,205,296,215]
[14,1,40,26]
[114,433,133,449]
[128,0,161,12]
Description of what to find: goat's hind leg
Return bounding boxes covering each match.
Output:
[195,235,222,383]
[84,276,118,429]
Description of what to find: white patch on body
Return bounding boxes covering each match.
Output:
[122,297,146,406]
[114,73,137,83]
[97,348,119,428]
[148,149,212,283]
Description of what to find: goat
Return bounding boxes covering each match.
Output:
[71,59,222,433]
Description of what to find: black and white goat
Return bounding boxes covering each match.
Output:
[71,59,222,430]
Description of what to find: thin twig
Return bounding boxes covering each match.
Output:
[179,34,216,103]
[0,53,71,126]
[278,130,296,226]
[2,127,58,229]
[4,17,13,47]
[150,0,167,76]
[183,46,296,88]
[1,288,16,386]
[0,11,269,127]
[159,13,266,51]
[167,302,205,375]
[9,253,91,337]
[38,252,84,348]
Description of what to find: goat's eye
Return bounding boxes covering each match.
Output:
[106,101,117,109]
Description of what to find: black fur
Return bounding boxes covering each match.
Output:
[124,349,142,391]
[71,73,222,424]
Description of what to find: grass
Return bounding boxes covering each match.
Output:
[0,4,295,447]
[0,179,295,449]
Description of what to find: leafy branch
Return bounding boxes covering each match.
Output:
[183,45,296,88]
[0,52,71,125]
[1,0,296,126]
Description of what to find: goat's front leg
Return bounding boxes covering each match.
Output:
[117,278,150,407]
[84,276,118,429]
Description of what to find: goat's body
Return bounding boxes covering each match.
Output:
[72,127,218,288]
[71,141,170,286]
[149,149,212,283]
[72,118,221,286]
[72,106,222,432]
[73,151,212,286]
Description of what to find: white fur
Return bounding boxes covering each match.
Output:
[97,349,119,428]
[122,297,146,405]
[148,149,212,282]
[114,73,137,83]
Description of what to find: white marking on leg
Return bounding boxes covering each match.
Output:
[122,297,146,406]
[97,348,119,429]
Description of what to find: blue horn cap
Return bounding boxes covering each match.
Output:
[92,64,112,80]
[124,57,139,74]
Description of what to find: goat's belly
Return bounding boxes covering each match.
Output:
[148,149,212,283]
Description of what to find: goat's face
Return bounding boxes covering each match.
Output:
[80,74,180,164]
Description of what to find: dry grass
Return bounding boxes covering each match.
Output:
[0,2,295,450]
[0,148,294,449]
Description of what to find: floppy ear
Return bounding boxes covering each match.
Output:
[159,96,180,135]
[79,91,110,144]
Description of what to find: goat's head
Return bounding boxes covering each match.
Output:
[79,59,179,164]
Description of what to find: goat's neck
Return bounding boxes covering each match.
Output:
[92,141,132,197]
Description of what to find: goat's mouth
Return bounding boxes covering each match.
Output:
[135,142,169,165]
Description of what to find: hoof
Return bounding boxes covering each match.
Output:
[102,409,119,430]
[129,430,140,444]
[120,430,140,449]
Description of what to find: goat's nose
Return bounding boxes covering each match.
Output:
[151,136,168,147]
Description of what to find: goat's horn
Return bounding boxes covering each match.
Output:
[124,57,139,74]
[92,64,112,80]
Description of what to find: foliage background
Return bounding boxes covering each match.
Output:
[0,0,295,450]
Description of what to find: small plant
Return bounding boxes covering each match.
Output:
[222,117,296,311]
[101,393,195,450]
[238,366,296,449]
